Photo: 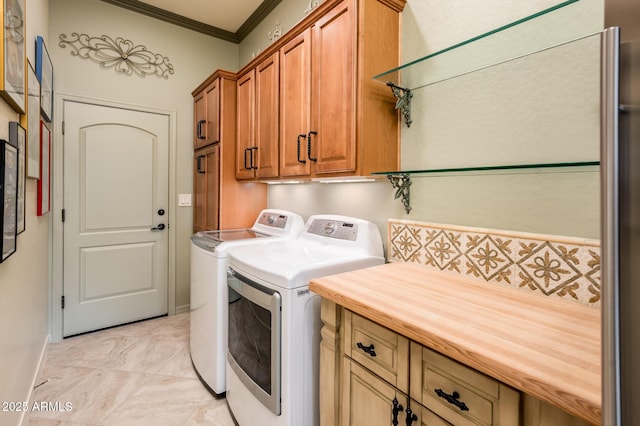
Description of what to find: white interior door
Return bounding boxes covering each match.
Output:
[63,100,169,336]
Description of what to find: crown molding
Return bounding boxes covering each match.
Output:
[101,0,282,43]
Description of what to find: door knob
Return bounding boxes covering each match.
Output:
[150,223,166,231]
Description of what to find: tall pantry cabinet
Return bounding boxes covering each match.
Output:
[192,70,266,232]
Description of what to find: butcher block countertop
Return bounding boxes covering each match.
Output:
[309,261,601,425]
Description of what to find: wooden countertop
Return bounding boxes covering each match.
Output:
[309,262,601,425]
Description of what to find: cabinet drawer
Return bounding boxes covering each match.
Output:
[412,344,519,426]
[344,310,409,392]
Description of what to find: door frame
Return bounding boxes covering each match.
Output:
[50,92,178,342]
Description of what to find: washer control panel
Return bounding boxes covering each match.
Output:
[257,212,288,229]
[307,219,358,241]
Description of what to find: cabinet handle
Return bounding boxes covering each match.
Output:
[197,120,206,139]
[391,397,403,426]
[244,148,251,170]
[405,407,417,426]
[434,389,469,412]
[297,134,307,163]
[307,131,318,161]
[356,342,376,357]
[250,146,258,170]
[197,155,206,174]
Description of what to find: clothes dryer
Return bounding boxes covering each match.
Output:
[225,215,384,425]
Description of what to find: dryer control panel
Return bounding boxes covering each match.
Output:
[307,219,358,241]
[256,212,288,229]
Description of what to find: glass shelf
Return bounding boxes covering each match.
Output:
[374,161,599,214]
[373,161,600,177]
[373,0,590,91]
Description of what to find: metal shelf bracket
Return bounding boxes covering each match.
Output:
[387,82,412,127]
[387,173,412,214]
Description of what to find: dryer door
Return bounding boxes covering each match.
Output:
[227,268,282,415]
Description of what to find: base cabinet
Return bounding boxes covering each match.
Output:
[320,303,593,426]
[341,358,451,426]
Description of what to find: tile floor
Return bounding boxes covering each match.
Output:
[26,313,235,426]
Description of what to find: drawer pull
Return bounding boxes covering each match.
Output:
[356,342,377,357]
[434,388,469,412]
[391,397,403,426]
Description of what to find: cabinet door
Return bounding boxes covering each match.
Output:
[280,30,312,177]
[193,145,219,232]
[311,0,356,174]
[255,53,280,178]
[204,146,220,230]
[236,70,256,179]
[342,357,409,426]
[194,90,207,150]
[204,79,220,146]
[411,401,453,426]
[193,153,205,232]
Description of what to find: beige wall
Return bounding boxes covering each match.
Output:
[0,2,51,424]
[48,0,238,316]
[264,0,605,244]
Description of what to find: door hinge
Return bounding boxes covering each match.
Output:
[62,121,65,135]
[61,209,65,222]
[61,295,65,309]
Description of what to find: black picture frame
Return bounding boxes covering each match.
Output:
[9,121,25,234]
[35,35,53,122]
[1,137,19,262]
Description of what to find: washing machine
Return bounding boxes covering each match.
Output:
[189,209,304,396]
[225,215,385,426]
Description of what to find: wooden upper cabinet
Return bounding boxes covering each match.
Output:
[236,70,256,179]
[311,0,356,175]
[255,53,280,178]
[194,78,220,150]
[237,0,405,180]
[236,52,280,180]
[280,30,312,177]
[280,2,355,178]
[193,90,207,149]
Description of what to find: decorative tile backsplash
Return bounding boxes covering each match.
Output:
[388,219,601,306]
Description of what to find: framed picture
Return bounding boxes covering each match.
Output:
[35,36,53,122]
[37,121,50,216]
[1,138,19,262]
[0,0,25,113]
[27,60,40,179]
[9,122,25,234]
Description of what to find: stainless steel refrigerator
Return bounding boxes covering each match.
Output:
[602,0,640,424]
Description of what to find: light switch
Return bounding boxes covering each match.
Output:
[178,194,192,207]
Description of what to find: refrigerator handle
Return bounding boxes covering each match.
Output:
[601,26,621,426]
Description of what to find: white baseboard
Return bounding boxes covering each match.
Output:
[20,334,50,426]
[175,304,190,314]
